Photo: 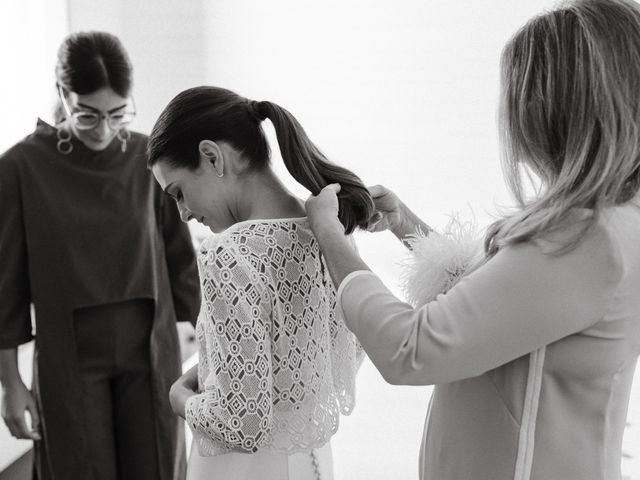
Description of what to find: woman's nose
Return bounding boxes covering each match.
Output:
[95,117,111,138]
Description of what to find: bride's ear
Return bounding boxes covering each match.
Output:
[198,140,224,178]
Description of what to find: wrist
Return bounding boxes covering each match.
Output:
[390,203,412,238]
[0,378,26,394]
[170,383,192,418]
[0,370,24,389]
[311,217,345,240]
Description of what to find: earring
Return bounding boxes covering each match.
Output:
[117,128,131,153]
[216,170,224,178]
[56,125,73,155]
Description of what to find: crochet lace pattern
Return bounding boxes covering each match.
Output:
[185,218,363,456]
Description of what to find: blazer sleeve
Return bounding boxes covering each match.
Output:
[338,221,623,385]
[0,149,33,348]
[185,242,273,452]
[158,192,200,326]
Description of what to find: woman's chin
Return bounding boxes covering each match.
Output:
[197,218,215,231]
[80,135,116,151]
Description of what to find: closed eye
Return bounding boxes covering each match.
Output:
[165,189,183,202]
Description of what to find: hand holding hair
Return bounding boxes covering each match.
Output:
[366,185,404,233]
[365,184,432,247]
[306,183,372,288]
[305,183,344,235]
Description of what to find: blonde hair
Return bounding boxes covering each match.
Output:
[486,0,640,256]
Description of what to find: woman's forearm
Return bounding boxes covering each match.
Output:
[392,202,432,248]
[0,348,23,388]
[314,218,371,288]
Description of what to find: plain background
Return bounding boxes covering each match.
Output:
[1,1,640,479]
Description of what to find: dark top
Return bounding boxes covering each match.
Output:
[0,119,200,480]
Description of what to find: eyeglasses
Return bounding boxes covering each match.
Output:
[58,86,136,131]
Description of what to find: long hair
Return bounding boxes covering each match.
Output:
[54,31,133,122]
[486,0,640,256]
[148,86,375,234]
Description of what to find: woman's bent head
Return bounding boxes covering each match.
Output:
[55,31,135,151]
[148,86,374,234]
[489,0,640,254]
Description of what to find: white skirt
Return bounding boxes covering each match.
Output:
[187,441,334,480]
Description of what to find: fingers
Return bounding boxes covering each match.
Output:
[367,217,392,233]
[368,184,387,198]
[370,211,383,224]
[323,183,341,194]
[306,184,340,211]
[5,411,40,440]
[169,383,191,419]
[178,371,198,391]
[366,211,383,232]
[2,391,42,441]
[26,403,41,440]
[306,183,342,232]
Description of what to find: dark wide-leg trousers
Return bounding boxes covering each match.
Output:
[72,298,160,480]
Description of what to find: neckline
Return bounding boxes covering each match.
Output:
[226,216,308,231]
[206,216,308,238]
[200,216,309,249]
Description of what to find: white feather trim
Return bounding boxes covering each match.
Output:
[400,214,483,307]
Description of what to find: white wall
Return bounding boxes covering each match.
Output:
[0,0,68,153]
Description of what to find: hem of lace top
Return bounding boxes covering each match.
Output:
[193,432,334,457]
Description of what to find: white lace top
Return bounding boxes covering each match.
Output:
[185,217,364,456]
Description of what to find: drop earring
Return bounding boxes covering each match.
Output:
[117,128,131,153]
[56,125,73,155]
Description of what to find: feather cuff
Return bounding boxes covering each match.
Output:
[400,215,482,307]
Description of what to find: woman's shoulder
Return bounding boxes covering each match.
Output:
[0,143,24,172]
[198,218,314,270]
[0,120,51,173]
[597,202,640,275]
[197,231,251,269]
[206,218,312,250]
[507,209,625,288]
[197,233,267,292]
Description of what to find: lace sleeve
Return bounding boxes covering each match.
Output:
[185,242,273,453]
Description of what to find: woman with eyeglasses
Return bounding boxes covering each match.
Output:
[0,31,200,480]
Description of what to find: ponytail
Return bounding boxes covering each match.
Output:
[252,100,374,234]
[149,86,375,234]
